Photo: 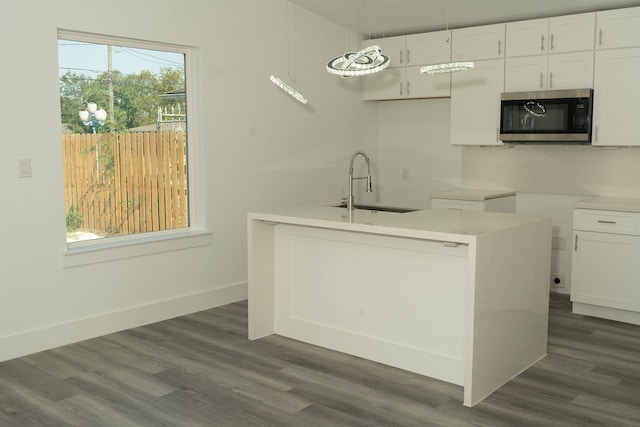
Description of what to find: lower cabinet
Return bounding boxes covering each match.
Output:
[571,206,640,324]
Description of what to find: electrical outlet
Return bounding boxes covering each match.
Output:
[550,274,565,289]
[401,167,409,181]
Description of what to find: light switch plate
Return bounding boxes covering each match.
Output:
[19,158,32,178]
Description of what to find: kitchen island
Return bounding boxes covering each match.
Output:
[248,204,551,407]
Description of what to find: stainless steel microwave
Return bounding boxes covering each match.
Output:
[500,89,593,143]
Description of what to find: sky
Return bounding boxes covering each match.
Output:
[57,39,184,78]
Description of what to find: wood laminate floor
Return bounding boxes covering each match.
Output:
[1,294,639,426]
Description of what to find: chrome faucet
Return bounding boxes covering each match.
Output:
[347,150,373,211]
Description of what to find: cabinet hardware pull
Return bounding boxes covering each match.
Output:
[496,128,500,142]
[400,49,404,64]
[575,234,578,251]
[550,34,555,51]
[400,82,403,96]
[406,81,411,95]
[443,241,460,247]
[599,29,603,46]
[406,49,411,63]
[594,126,599,142]
[540,72,544,89]
[549,72,553,89]
[541,35,545,51]
[498,40,502,55]
[597,220,617,224]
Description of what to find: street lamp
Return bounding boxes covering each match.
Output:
[79,102,107,133]
[79,102,108,182]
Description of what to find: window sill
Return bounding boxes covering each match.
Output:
[63,230,212,268]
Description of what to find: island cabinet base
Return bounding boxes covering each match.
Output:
[248,207,552,407]
[274,225,468,386]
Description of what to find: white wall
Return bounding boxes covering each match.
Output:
[0,0,378,362]
[375,98,462,208]
[462,145,640,198]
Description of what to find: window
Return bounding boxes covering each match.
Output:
[58,31,192,245]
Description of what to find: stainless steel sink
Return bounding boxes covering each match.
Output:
[333,203,420,213]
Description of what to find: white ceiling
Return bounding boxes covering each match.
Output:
[290,0,640,37]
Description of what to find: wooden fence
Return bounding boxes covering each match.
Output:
[62,131,188,237]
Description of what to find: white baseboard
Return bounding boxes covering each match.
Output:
[0,282,247,363]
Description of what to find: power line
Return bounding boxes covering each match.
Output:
[116,47,184,68]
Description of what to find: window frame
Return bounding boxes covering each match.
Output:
[58,29,209,268]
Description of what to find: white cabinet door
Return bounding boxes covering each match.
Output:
[362,66,451,100]
[547,51,594,89]
[362,67,405,100]
[506,18,549,57]
[505,55,547,91]
[571,230,640,311]
[363,36,406,68]
[452,24,505,61]
[451,59,505,146]
[505,52,593,92]
[592,47,640,146]
[407,30,451,65]
[548,12,596,53]
[362,31,452,100]
[596,6,640,49]
[405,65,451,98]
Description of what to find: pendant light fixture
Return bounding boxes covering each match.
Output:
[420,0,474,75]
[270,75,307,104]
[270,1,308,104]
[326,45,390,78]
[326,0,389,78]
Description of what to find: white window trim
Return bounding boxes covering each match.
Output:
[59,29,208,268]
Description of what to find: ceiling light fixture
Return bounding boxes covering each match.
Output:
[326,1,389,78]
[270,75,308,104]
[270,1,308,105]
[420,0,474,76]
[421,61,474,75]
[326,45,390,78]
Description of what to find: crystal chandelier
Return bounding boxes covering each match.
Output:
[420,0,474,76]
[326,45,390,78]
[270,75,308,104]
[420,61,474,75]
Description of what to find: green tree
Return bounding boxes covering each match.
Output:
[59,66,185,133]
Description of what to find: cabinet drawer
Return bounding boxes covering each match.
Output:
[574,209,640,235]
[431,199,485,212]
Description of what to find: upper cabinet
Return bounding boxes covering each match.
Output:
[505,51,594,92]
[548,13,596,53]
[596,6,640,49]
[362,31,452,100]
[363,36,406,68]
[504,13,595,92]
[452,24,505,61]
[592,47,640,146]
[506,18,549,56]
[506,13,595,57]
[450,59,505,146]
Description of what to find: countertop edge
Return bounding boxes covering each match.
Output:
[573,196,640,213]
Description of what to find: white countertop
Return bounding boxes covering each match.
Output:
[430,188,515,201]
[248,203,547,244]
[574,196,640,213]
